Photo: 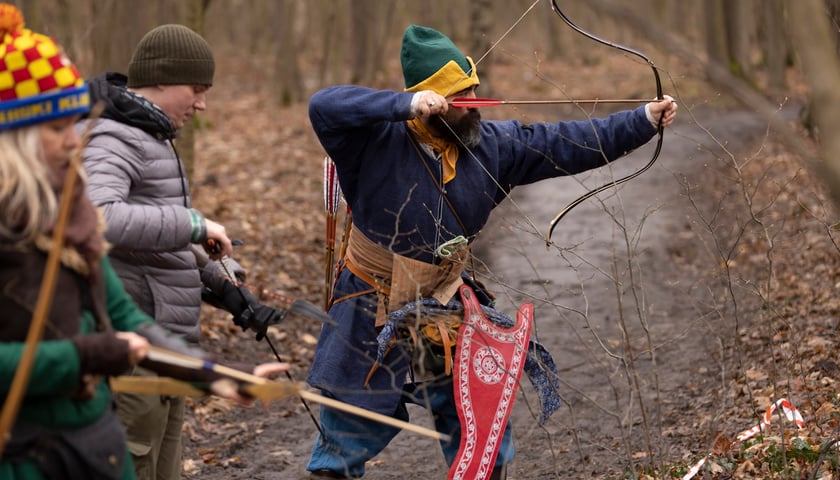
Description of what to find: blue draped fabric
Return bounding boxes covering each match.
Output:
[377,297,562,424]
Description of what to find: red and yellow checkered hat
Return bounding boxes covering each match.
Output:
[0,3,89,131]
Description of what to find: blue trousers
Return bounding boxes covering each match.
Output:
[306,379,514,477]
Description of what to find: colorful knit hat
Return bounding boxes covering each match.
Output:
[128,24,215,88]
[401,25,479,97]
[0,3,89,131]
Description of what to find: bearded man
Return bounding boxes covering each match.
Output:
[305,24,677,479]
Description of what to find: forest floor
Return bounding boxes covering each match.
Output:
[178,53,840,480]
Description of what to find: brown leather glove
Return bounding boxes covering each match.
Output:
[70,332,132,376]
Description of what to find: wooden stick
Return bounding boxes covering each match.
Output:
[146,345,267,384]
[450,97,650,108]
[144,347,451,440]
[110,376,209,397]
[110,371,450,442]
[298,389,450,441]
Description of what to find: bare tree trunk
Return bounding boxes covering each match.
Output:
[177,0,212,182]
[576,2,605,66]
[825,0,840,56]
[247,1,269,55]
[704,0,728,78]
[90,0,154,76]
[90,0,117,76]
[723,0,752,78]
[349,0,373,85]
[469,0,494,96]
[585,0,821,177]
[370,1,397,88]
[186,0,211,38]
[788,0,840,207]
[52,0,77,66]
[544,0,573,62]
[414,0,451,31]
[19,0,42,36]
[315,0,345,86]
[764,0,787,96]
[275,0,305,105]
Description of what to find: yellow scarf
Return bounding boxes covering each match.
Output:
[407,118,459,184]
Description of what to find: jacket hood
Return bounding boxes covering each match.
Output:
[87,72,177,140]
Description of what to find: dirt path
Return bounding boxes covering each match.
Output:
[182,105,774,479]
[469,105,774,479]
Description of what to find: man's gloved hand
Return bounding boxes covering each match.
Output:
[233,304,286,341]
[205,279,286,340]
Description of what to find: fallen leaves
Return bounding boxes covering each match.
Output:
[177,49,840,480]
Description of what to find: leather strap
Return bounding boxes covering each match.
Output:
[343,256,391,297]
[436,320,453,375]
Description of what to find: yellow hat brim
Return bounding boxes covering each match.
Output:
[405,57,479,97]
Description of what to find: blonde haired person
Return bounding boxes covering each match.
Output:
[0,6,285,479]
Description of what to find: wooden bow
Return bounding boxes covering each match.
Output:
[113,345,450,442]
[544,0,665,246]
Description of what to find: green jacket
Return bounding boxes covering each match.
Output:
[0,256,153,480]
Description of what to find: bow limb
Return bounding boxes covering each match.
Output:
[0,117,99,455]
[110,376,213,397]
[109,372,450,442]
[108,375,304,400]
[544,0,664,246]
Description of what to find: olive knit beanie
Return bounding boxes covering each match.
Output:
[127,24,214,88]
[401,25,478,96]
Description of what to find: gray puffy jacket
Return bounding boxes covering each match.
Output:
[82,74,230,343]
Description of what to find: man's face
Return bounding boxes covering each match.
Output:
[153,84,209,130]
[430,86,481,148]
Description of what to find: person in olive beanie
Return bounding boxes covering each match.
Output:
[81,24,286,480]
[127,24,215,89]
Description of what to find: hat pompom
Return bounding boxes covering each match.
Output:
[0,3,24,38]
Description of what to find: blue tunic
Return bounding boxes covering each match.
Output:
[307,85,657,414]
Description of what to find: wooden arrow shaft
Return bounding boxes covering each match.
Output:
[109,375,450,442]
[297,390,449,441]
[450,97,650,108]
[146,345,268,384]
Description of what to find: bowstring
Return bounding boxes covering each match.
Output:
[472,0,542,67]
[437,0,545,237]
[440,0,666,246]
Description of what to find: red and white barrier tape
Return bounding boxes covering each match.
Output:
[681,398,804,480]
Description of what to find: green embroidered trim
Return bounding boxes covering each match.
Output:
[189,208,206,243]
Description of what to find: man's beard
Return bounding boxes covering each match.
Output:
[430,109,482,148]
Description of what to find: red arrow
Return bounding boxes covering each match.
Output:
[449,97,651,108]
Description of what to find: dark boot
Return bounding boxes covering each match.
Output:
[490,465,507,480]
[309,469,351,479]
